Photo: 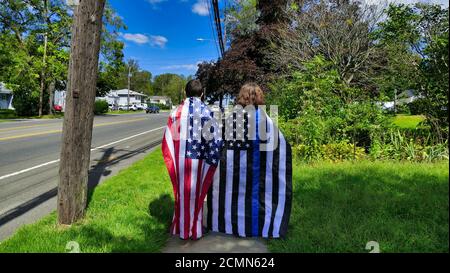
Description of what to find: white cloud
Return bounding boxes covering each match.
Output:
[192,0,209,16]
[120,33,150,44]
[120,33,168,48]
[146,0,167,4]
[163,62,201,71]
[150,35,169,48]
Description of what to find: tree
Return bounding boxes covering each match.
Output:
[0,0,126,116]
[224,0,259,43]
[153,73,187,105]
[0,0,71,116]
[58,0,106,225]
[376,3,449,141]
[97,2,127,96]
[114,59,153,96]
[196,0,287,99]
[267,0,385,92]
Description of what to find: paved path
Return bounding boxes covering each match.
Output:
[0,112,168,241]
[162,203,269,253]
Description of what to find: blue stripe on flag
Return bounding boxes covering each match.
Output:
[252,109,260,236]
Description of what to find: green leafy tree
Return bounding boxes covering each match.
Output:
[376,3,449,141]
[0,0,127,116]
[114,59,153,96]
[153,73,187,105]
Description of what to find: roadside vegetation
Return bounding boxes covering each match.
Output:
[0,109,63,120]
[0,148,172,253]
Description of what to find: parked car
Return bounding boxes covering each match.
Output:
[118,105,137,111]
[108,104,118,111]
[146,105,160,114]
[136,104,145,110]
[53,105,63,112]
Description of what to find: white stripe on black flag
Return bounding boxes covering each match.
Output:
[207,109,292,238]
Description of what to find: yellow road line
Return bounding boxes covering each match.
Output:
[0,118,148,141]
[0,124,49,132]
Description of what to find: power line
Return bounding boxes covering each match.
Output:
[206,0,221,59]
[212,0,225,56]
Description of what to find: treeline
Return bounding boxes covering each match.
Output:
[0,0,188,116]
[196,0,448,162]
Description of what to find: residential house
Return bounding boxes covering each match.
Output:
[0,82,14,110]
[97,89,148,107]
[380,90,422,110]
[148,96,172,107]
[54,90,66,112]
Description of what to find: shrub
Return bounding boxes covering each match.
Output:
[154,103,170,110]
[369,129,449,162]
[94,100,109,115]
[320,141,366,162]
[291,141,366,162]
[408,98,428,115]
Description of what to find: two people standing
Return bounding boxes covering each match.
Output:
[162,80,292,240]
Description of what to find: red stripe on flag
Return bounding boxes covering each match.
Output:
[183,158,192,239]
[162,133,177,234]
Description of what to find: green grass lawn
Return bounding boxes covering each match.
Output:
[0,148,173,253]
[0,109,17,119]
[0,147,448,253]
[107,110,170,115]
[268,160,449,253]
[0,109,64,120]
[107,110,146,115]
[392,114,426,129]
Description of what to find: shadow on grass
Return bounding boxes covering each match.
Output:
[148,194,174,226]
[0,141,161,227]
[68,194,174,253]
[86,139,162,206]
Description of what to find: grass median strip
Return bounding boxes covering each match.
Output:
[0,147,173,253]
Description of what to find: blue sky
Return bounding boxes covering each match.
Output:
[109,0,221,77]
[109,0,449,77]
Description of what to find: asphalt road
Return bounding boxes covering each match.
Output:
[0,112,168,241]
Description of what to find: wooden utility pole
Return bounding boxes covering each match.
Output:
[127,65,131,111]
[58,0,106,225]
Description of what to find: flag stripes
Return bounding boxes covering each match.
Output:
[207,109,292,238]
[162,98,221,240]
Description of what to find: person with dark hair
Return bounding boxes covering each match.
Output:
[162,79,222,240]
[185,79,203,99]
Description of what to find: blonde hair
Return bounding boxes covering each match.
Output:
[237,83,265,106]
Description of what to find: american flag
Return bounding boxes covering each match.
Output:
[162,98,222,240]
[207,107,292,238]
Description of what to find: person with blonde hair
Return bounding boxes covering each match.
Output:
[207,82,293,238]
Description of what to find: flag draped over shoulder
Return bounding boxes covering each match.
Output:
[162,97,222,240]
[207,107,292,238]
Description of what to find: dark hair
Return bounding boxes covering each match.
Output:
[185,80,203,98]
[237,82,265,106]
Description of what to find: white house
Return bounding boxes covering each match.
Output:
[54,90,66,111]
[148,96,172,106]
[380,90,422,110]
[0,82,14,110]
[97,89,148,107]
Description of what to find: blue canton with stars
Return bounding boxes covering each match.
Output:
[185,98,222,167]
[222,107,270,151]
